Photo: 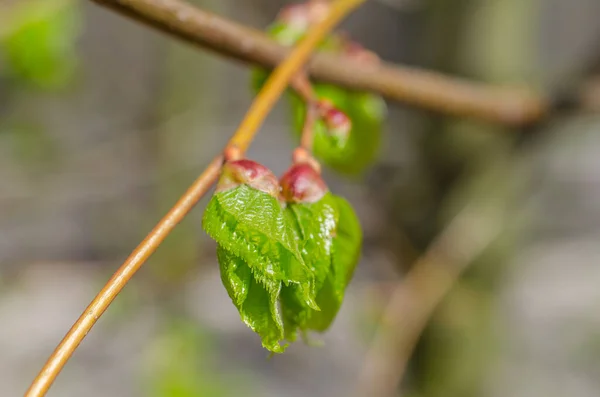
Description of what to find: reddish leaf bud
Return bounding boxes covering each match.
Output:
[216,159,279,197]
[318,100,352,144]
[277,1,330,30]
[280,163,328,204]
[277,4,309,30]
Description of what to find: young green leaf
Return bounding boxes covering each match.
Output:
[327,195,362,308]
[204,185,314,292]
[282,193,362,335]
[217,247,285,353]
[202,159,319,353]
[290,84,386,175]
[280,193,336,339]
[279,164,362,339]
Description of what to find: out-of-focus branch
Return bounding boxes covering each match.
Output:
[91,0,552,126]
[580,76,600,111]
[23,1,365,395]
[356,202,503,397]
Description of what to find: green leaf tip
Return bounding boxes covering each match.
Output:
[217,247,286,353]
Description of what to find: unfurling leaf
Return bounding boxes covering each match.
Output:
[204,161,362,352]
[217,247,285,353]
[203,160,362,353]
[279,164,362,340]
[202,160,316,353]
[290,84,386,176]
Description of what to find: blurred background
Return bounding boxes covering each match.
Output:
[2,0,600,396]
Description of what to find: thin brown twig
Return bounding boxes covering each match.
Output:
[580,76,600,111]
[292,72,317,103]
[300,102,319,150]
[356,202,503,397]
[24,1,364,395]
[24,155,224,397]
[90,0,551,126]
[291,73,320,150]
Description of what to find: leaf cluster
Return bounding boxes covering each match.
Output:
[251,10,386,176]
[203,163,361,352]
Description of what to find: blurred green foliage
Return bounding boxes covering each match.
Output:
[0,0,80,90]
[142,319,251,397]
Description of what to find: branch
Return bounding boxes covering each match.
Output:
[24,1,364,395]
[356,202,503,397]
[580,76,600,111]
[91,0,550,126]
[290,73,319,150]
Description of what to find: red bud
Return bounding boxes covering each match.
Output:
[278,4,309,30]
[277,1,329,30]
[280,163,328,204]
[317,100,351,143]
[216,159,279,197]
